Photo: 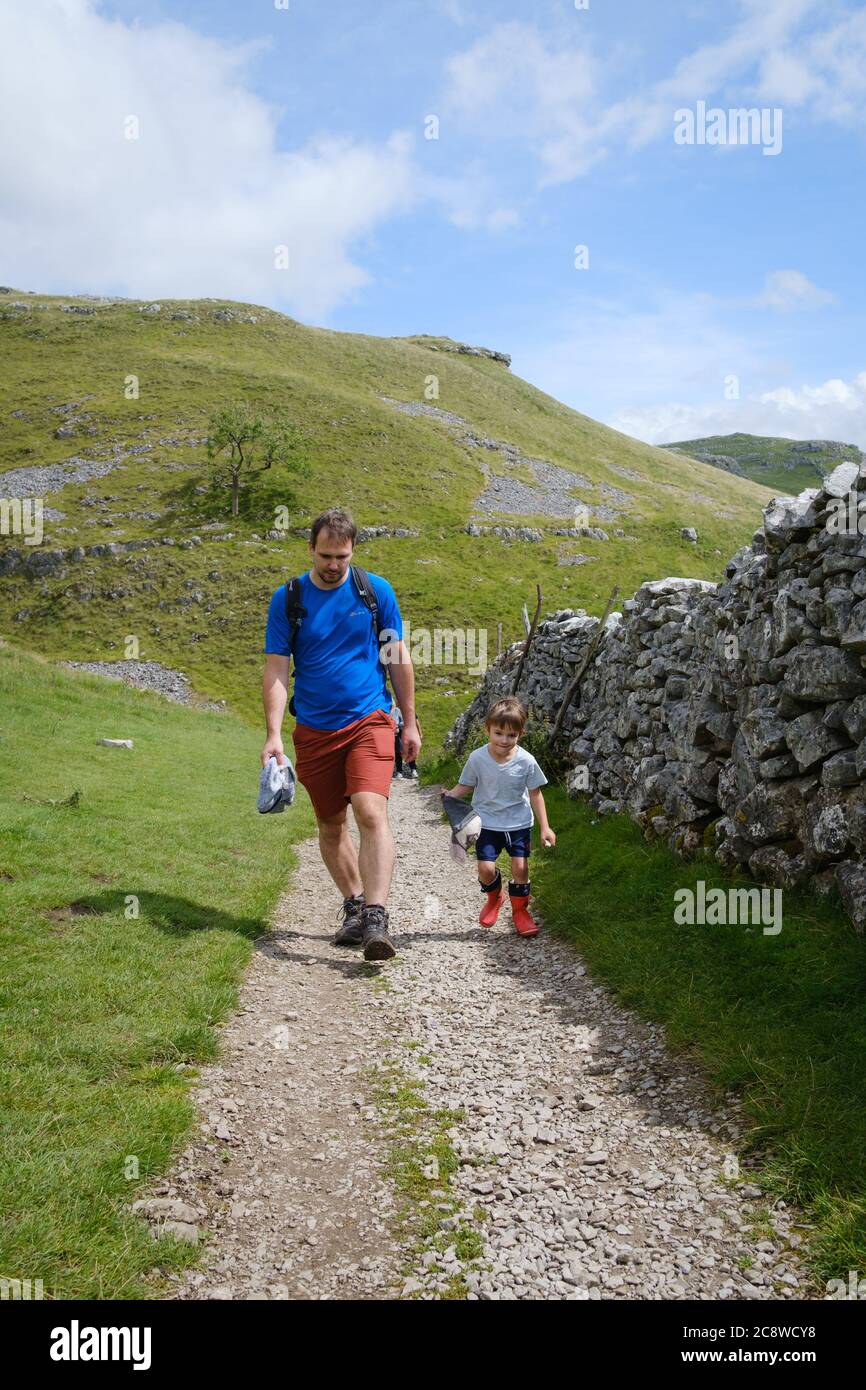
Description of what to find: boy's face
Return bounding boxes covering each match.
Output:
[487,722,520,755]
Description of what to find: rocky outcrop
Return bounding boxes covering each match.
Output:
[445,464,866,933]
[0,524,416,580]
[60,660,227,711]
[433,341,511,367]
[0,536,200,578]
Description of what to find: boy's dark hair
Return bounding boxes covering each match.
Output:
[309,508,357,549]
[484,696,527,734]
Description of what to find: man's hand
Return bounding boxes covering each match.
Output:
[261,736,287,768]
[401,717,421,763]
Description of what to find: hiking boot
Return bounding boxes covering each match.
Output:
[333,893,365,947]
[361,903,396,961]
[509,881,539,937]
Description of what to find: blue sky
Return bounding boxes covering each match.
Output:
[3,0,866,445]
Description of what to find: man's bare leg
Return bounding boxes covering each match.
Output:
[349,790,395,907]
[316,807,364,900]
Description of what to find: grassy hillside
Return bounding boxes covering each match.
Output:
[0,638,316,1298]
[665,432,863,497]
[0,291,776,750]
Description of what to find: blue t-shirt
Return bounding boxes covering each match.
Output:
[263,570,403,731]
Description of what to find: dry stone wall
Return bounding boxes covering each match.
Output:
[445,462,866,932]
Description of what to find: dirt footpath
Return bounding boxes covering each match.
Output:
[148,780,813,1301]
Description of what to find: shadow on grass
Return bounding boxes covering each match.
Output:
[45,889,267,940]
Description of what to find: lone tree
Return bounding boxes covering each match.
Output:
[206,405,307,517]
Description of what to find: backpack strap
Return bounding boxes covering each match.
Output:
[352,567,394,690]
[350,565,383,641]
[283,576,307,717]
[283,576,307,661]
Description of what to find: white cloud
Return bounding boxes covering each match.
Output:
[419,159,522,233]
[516,279,864,449]
[609,371,866,449]
[755,49,821,106]
[754,269,836,312]
[440,1,866,187]
[757,6,866,123]
[0,0,419,319]
[436,0,472,25]
[443,20,604,184]
[516,287,772,435]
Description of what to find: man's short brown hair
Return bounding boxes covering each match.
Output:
[484,696,527,734]
[310,508,357,549]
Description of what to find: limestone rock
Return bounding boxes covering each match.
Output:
[835,862,866,933]
[784,645,866,703]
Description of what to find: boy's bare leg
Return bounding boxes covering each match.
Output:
[478,861,499,884]
[349,791,394,905]
[510,856,529,885]
[316,808,364,900]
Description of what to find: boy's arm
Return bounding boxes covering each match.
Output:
[441,782,474,798]
[529,787,556,845]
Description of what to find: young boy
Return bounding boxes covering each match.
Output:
[441,696,555,937]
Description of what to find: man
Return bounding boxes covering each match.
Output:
[261,508,421,961]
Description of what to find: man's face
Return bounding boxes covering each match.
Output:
[311,530,353,585]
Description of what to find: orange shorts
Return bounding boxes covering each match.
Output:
[291,707,397,820]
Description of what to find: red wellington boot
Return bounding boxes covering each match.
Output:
[479,874,507,927]
[509,881,539,937]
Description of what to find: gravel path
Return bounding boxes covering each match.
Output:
[148,780,813,1301]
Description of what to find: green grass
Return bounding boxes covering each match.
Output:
[424,754,866,1287]
[0,640,318,1299]
[666,432,863,496]
[0,291,777,753]
[6,290,865,1297]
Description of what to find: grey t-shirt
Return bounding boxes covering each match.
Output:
[458,745,548,831]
